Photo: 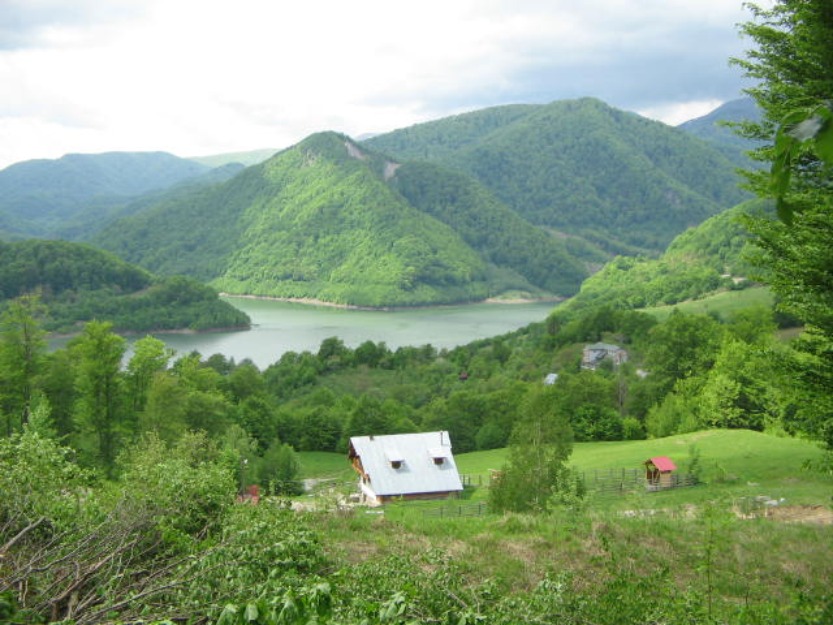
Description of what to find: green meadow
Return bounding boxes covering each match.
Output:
[299,428,830,507]
[301,430,832,623]
[643,287,774,322]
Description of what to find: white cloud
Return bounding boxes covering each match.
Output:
[637,99,727,126]
[0,0,756,168]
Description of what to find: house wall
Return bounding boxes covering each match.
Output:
[377,490,460,504]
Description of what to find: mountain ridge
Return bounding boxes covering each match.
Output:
[365,97,750,255]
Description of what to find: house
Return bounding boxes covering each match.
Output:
[644,456,676,490]
[581,342,628,370]
[348,431,464,505]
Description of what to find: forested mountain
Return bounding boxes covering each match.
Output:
[1,98,761,309]
[677,97,763,166]
[0,151,212,239]
[390,161,595,295]
[0,239,250,332]
[365,98,749,254]
[94,132,592,306]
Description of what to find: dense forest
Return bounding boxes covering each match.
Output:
[0,239,250,333]
[2,1,832,623]
[91,132,591,306]
[365,97,750,254]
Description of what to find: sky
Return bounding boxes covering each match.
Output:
[0,0,761,169]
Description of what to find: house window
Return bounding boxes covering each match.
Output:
[433,457,445,465]
[391,460,402,469]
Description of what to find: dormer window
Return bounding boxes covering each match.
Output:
[385,448,404,469]
[428,447,449,466]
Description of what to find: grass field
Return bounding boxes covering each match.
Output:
[305,429,833,622]
[299,429,830,507]
[643,286,774,321]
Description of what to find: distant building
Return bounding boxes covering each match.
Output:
[581,342,628,370]
[348,431,464,505]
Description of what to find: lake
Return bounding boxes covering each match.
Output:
[124,297,557,369]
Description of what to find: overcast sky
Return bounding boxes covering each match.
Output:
[0,0,761,169]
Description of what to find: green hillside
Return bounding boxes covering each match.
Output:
[94,132,597,306]
[365,98,749,254]
[390,161,595,296]
[214,133,492,306]
[0,239,249,333]
[0,151,211,239]
[553,200,766,316]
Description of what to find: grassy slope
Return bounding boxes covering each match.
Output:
[643,286,775,322]
[299,429,829,504]
[305,430,833,618]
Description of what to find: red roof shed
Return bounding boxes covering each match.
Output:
[649,456,676,472]
[644,456,676,489]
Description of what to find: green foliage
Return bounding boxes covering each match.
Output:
[0,239,249,332]
[391,161,587,296]
[118,431,237,541]
[557,201,764,316]
[733,0,833,449]
[0,294,46,434]
[769,103,833,223]
[96,133,497,307]
[257,441,303,495]
[0,426,93,532]
[70,320,127,474]
[367,97,748,255]
[489,386,576,513]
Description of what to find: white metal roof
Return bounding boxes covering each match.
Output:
[349,431,463,497]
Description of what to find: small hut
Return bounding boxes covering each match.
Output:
[644,456,676,490]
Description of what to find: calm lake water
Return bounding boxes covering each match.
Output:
[118,297,557,369]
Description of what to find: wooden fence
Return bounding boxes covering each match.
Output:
[423,502,489,518]
[580,469,698,497]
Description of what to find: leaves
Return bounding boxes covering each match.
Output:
[770,103,833,224]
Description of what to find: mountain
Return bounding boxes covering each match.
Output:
[389,161,595,296]
[92,132,595,306]
[677,97,763,166]
[0,239,250,333]
[0,152,212,239]
[189,149,279,168]
[364,98,749,255]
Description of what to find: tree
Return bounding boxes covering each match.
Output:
[734,0,833,449]
[257,440,302,495]
[70,321,127,473]
[138,371,189,443]
[643,310,725,397]
[126,335,173,413]
[489,386,575,513]
[0,294,47,434]
[40,349,77,439]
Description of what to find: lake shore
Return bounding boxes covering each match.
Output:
[221,293,562,311]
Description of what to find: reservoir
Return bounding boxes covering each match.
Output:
[128,297,556,369]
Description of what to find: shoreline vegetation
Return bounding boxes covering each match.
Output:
[221,292,563,311]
